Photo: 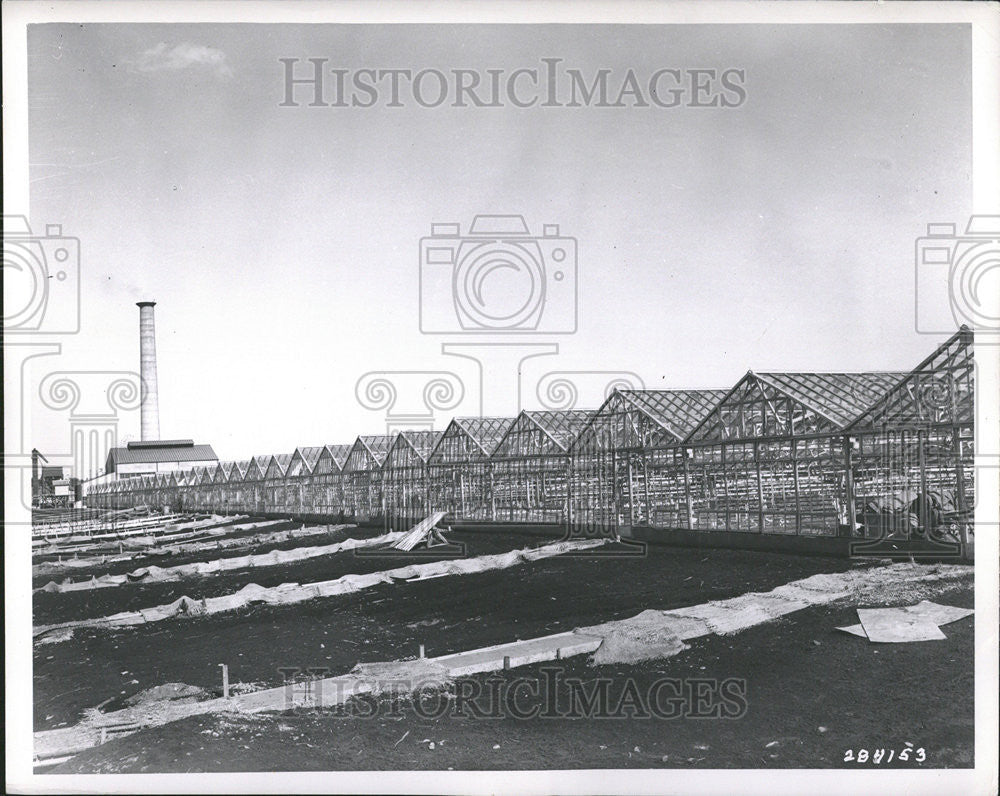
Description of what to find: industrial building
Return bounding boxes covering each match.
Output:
[103,439,219,479]
[30,450,80,507]
[81,300,218,496]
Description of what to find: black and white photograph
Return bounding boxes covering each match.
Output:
[3,1,998,793]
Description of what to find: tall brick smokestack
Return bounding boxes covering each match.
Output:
[137,301,160,441]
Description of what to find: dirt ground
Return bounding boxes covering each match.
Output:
[34,533,851,731]
[51,580,974,772]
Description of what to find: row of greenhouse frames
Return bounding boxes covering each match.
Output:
[88,329,975,544]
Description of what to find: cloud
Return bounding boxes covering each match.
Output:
[133,42,233,78]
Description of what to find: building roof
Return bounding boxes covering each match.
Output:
[345,435,397,470]
[105,442,218,471]
[494,411,596,457]
[454,417,516,456]
[847,327,974,430]
[295,446,326,471]
[754,372,906,428]
[617,390,729,441]
[192,466,212,484]
[324,444,354,470]
[686,372,905,442]
[243,455,271,480]
[126,439,195,449]
[265,453,294,478]
[524,410,597,450]
[390,430,444,464]
[567,390,725,452]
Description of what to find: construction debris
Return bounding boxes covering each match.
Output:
[391,512,450,551]
[836,600,973,642]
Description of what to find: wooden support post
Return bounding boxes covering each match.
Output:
[419,644,425,659]
[565,456,573,531]
[682,449,695,530]
[489,466,497,522]
[792,439,801,535]
[459,471,467,520]
[503,656,511,671]
[424,464,432,521]
[642,454,651,525]
[722,444,731,531]
[219,663,230,699]
[843,436,857,538]
[754,441,765,534]
[610,449,619,531]
[952,425,969,555]
[917,429,929,538]
[626,454,635,526]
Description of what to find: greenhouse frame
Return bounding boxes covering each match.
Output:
[383,430,443,531]
[427,418,514,521]
[491,410,594,524]
[86,329,975,557]
[343,436,394,522]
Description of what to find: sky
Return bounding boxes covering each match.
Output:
[24,22,972,470]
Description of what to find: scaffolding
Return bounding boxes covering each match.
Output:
[678,372,906,535]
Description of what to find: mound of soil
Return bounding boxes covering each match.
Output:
[578,610,689,665]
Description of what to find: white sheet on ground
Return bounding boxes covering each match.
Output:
[838,601,972,641]
[857,608,947,642]
[36,530,403,593]
[33,538,607,638]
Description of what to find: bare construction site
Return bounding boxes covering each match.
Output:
[31,320,977,772]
